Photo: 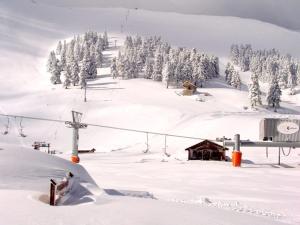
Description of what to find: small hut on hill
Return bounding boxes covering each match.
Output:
[185,140,228,161]
[182,81,197,96]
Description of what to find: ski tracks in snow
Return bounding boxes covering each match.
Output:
[168,197,284,221]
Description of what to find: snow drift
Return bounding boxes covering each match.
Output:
[0,144,101,205]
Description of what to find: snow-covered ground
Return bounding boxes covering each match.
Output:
[1,1,300,225]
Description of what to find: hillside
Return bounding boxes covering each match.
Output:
[12,0,300,30]
[0,1,300,225]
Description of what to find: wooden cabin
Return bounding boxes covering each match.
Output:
[185,140,228,161]
[182,81,197,96]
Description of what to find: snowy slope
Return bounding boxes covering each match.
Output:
[18,0,300,30]
[0,145,294,225]
[0,1,300,225]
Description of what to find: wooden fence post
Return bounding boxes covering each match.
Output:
[50,179,56,206]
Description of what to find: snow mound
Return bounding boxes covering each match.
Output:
[0,144,101,205]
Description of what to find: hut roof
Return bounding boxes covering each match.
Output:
[185,140,229,151]
[183,81,197,89]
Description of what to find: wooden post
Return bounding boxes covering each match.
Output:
[50,179,56,206]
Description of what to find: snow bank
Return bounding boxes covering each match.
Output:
[0,144,101,202]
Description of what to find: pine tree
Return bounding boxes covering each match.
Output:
[248,73,262,108]
[230,44,239,65]
[191,60,200,86]
[288,62,297,95]
[60,40,67,71]
[124,36,133,50]
[231,71,241,89]
[63,66,71,89]
[278,59,290,89]
[297,62,300,85]
[70,60,80,86]
[47,51,57,72]
[95,40,103,67]
[199,55,209,80]
[152,48,163,81]
[212,56,219,77]
[144,58,154,79]
[88,45,97,78]
[56,41,62,55]
[267,77,282,112]
[50,59,62,84]
[79,64,87,89]
[74,40,82,62]
[111,57,118,79]
[225,62,231,82]
[162,61,174,88]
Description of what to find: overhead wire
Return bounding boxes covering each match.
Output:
[0,113,210,141]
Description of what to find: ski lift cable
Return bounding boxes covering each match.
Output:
[0,113,211,141]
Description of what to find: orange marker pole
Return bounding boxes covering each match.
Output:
[232,134,242,167]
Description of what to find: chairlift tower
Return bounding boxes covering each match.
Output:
[65,111,87,163]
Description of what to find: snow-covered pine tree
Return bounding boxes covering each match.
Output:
[162,61,174,88]
[88,44,97,79]
[288,61,297,95]
[243,44,252,71]
[278,59,289,89]
[79,43,91,83]
[47,51,57,72]
[94,37,103,67]
[124,36,133,51]
[212,56,219,78]
[133,35,142,48]
[297,61,300,86]
[248,73,262,108]
[191,56,199,84]
[249,53,263,77]
[267,76,282,112]
[144,57,154,79]
[117,55,126,79]
[50,58,62,84]
[71,60,80,86]
[199,54,209,80]
[74,40,82,62]
[63,66,72,89]
[225,62,231,83]
[152,48,163,81]
[230,44,239,65]
[66,40,75,66]
[182,59,192,82]
[79,68,87,89]
[193,62,204,88]
[111,57,118,79]
[56,41,62,55]
[60,40,67,71]
[240,57,250,72]
[231,70,241,89]
[134,47,144,73]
